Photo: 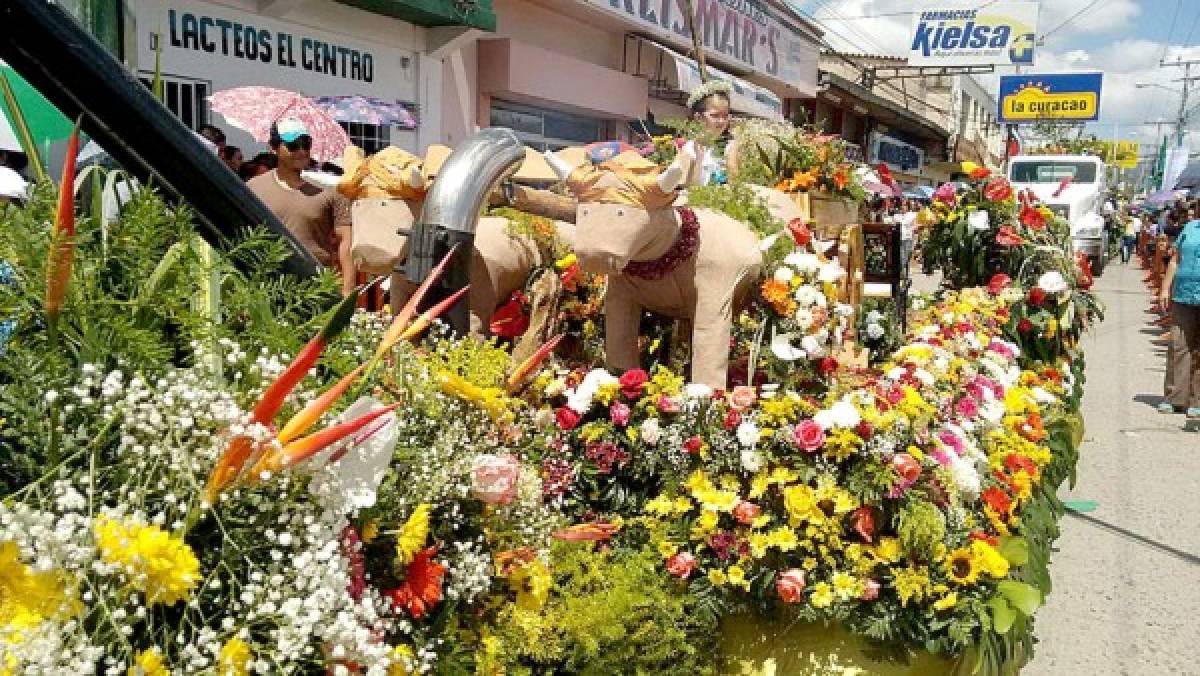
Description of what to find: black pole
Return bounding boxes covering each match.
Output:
[0,0,319,278]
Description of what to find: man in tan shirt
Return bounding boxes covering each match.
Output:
[248,117,355,294]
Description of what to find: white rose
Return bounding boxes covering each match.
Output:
[640,418,662,445]
[866,323,885,340]
[684,383,714,400]
[794,307,815,330]
[829,400,861,428]
[740,448,765,473]
[736,420,760,447]
[1037,270,1069,294]
[801,334,826,358]
[968,209,990,231]
[773,267,795,283]
[818,261,846,283]
[865,310,885,324]
[784,252,822,274]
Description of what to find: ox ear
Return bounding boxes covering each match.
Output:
[544,150,574,182]
[408,166,426,190]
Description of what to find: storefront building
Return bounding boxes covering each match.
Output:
[432,0,824,151]
[800,51,954,187]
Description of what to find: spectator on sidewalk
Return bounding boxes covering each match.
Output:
[247,117,355,295]
[1158,212,1200,421]
[1122,212,1140,264]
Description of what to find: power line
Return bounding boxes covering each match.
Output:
[794,0,1000,21]
[1040,0,1111,41]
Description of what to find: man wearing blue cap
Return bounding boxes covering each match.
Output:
[249,116,354,293]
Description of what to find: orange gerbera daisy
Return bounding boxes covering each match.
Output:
[386,546,446,619]
[761,278,796,315]
[786,169,818,192]
[831,167,849,190]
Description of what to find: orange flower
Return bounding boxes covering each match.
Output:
[832,167,849,190]
[761,278,796,315]
[386,547,446,619]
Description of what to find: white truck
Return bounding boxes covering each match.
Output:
[1006,154,1110,274]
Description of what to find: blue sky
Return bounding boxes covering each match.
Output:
[787,0,1200,152]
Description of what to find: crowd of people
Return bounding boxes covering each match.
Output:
[1139,199,1200,420]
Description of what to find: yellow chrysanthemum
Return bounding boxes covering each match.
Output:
[128,648,169,676]
[892,566,931,607]
[831,571,858,600]
[94,516,199,606]
[217,637,251,676]
[748,533,771,558]
[508,559,551,611]
[388,644,415,676]
[694,487,739,512]
[645,495,677,517]
[809,581,835,608]
[727,565,749,590]
[657,540,679,559]
[823,428,863,462]
[395,504,432,566]
[767,527,799,552]
[933,592,960,611]
[707,569,727,586]
[873,537,902,563]
[782,484,822,525]
[944,547,980,586]
[0,541,76,637]
[970,540,1011,579]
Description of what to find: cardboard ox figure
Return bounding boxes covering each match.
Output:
[546,148,762,388]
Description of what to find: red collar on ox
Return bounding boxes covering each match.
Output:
[622,206,700,280]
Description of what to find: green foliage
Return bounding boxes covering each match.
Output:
[897,500,947,560]
[490,542,722,675]
[687,182,780,239]
[0,181,338,494]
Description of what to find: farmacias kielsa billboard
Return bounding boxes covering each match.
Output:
[909,1,1039,66]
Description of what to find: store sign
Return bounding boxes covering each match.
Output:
[997,72,1103,123]
[1097,140,1139,170]
[133,0,412,97]
[585,0,817,92]
[909,1,1038,66]
[868,132,924,173]
[164,9,375,82]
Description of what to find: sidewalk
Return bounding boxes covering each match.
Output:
[1024,260,1200,675]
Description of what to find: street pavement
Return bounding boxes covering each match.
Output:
[1023,259,1200,675]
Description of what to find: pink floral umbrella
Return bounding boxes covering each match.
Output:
[209,86,351,162]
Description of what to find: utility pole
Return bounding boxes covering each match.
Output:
[1157,58,1200,190]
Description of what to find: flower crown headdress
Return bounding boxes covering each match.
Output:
[686,80,733,109]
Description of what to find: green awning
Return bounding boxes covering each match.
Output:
[336,0,496,31]
[0,63,74,154]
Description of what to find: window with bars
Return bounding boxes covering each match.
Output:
[138,74,210,131]
[338,122,391,154]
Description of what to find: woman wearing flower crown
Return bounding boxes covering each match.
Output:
[683,80,738,186]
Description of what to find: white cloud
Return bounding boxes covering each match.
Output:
[1063,49,1090,64]
[1038,0,1141,39]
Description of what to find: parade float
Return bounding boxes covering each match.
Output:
[0,5,1100,671]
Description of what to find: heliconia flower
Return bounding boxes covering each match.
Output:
[254,404,398,475]
[252,284,366,425]
[204,434,259,503]
[275,365,364,445]
[398,286,469,341]
[377,245,459,357]
[506,333,564,392]
[44,120,81,326]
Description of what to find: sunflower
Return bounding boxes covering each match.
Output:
[944,547,980,586]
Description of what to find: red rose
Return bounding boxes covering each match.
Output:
[665,551,698,579]
[787,218,812,246]
[733,500,762,525]
[855,420,874,440]
[817,357,839,376]
[724,409,742,430]
[776,569,807,603]
[1017,318,1034,334]
[555,406,582,430]
[791,419,826,453]
[995,225,1023,247]
[892,453,921,483]
[618,369,649,399]
[987,273,1012,295]
[983,178,1012,201]
[1027,287,1046,306]
[850,506,876,543]
[683,435,705,454]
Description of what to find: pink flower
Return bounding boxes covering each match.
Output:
[470,453,521,505]
[792,419,826,453]
[933,182,957,206]
[729,386,757,411]
[861,578,881,601]
[938,429,965,455]
[666,551,698,578]
[732,500,762,525]
[776,569,807,603]
[610,401,631,427]
[657,395,681,414]
[954,396,979,419]
[892,453,921,483]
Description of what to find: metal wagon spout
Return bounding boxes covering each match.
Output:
[402,127,526,333]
